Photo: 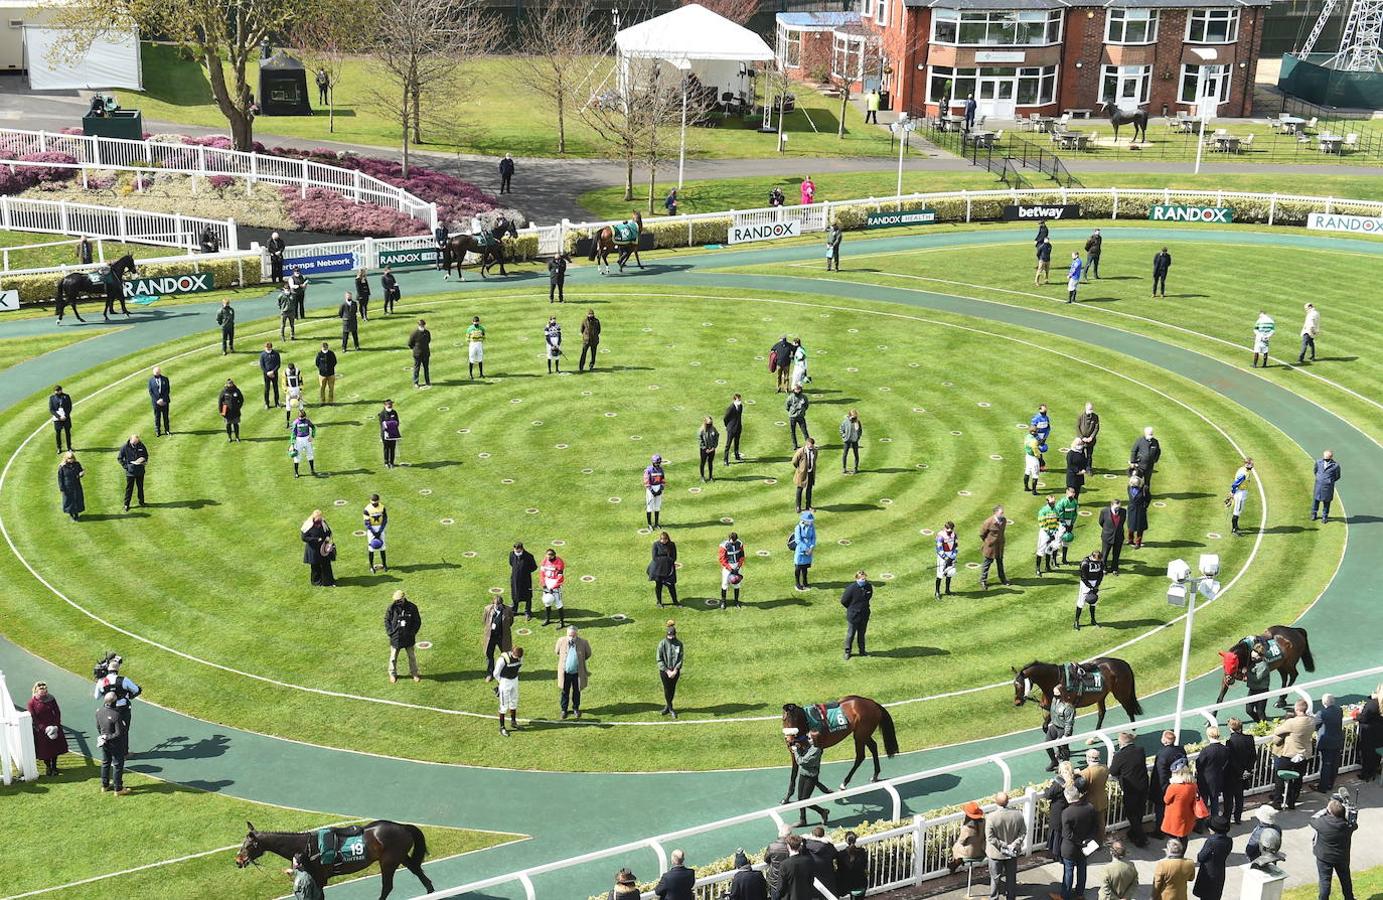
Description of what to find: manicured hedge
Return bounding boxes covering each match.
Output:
[1,255,264,305]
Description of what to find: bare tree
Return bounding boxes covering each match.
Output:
[832,33,883,139]
[580,60,699,206]
[516,4,606,155]
[292,1,367,133]
[637,71,712,214]
[680,0,760,25]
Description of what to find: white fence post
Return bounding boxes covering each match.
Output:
[227,219,239,252]
[1,197,9,232]
[58,200,69,234]
[1268,194,1277,226]
[353,171,362,204]
[1112,188,1119,220]
[911,813,926,885]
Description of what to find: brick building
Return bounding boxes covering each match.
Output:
[776,0,1269,120]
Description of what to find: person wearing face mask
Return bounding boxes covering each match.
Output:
[544,315,562,374]
[540,547,566,627]
[722,394,744,465]
[1098,498,1125,575]
[841,570,873,661]
[839,409,862,475]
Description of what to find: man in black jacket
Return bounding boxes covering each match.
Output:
[1034,219,1049,247]
[1083,229,1102,280]
[95,691,130,794]
[339,292,360,351]
[771,335,793,393]
[267,231,286,282]
[579,308,600,371]
[408,318,432,388]
[1098,498,1125,575]
[218,379,245,442]
[548,253,567,303]
[1109,730,1149,847]
[509,542,538,620]
[384,589,421,684]
[841,570,873,661]
[1196,725,1232,819]
[259,342,281,409]
[1150,730,1185,838]
[117,433,148,511]
[147,366,171,436]
[723,394,744,464]
[653,849,694,900]
[381,266,400,314]
[49,385,73,452]
[727,849,768,900]
[804,826,838,897]
[1151,248,1171,298]
[778,835,817,900]
[1310,799,1357,900]
[354,268,371,320]
[289,268,307,319]
[315,342,337,404]
[1224,717,1255,824]
[499,153,515,194]
[216,299,236,355]
[1129,427,1161,493]
[1059,785,1098,900]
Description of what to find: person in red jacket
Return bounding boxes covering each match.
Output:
[718,531,745,609]
[28,681,68,776]
[540,548,566,627]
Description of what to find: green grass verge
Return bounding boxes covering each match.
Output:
[118,44,897,160]
[0,759,512,898]
[0,277,1340,771]
[0,328,119,369]
[0,231,168,271]
[1283,862,1383,900]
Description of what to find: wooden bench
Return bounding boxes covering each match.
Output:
[1064,108,1092,119]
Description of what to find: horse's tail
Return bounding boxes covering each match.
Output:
[877,703,899,758]
[587,231,599,261]
[54,277,65,309]
[1123,663,1145,717]
[1298,628,1315,672]
[403,823,428,866]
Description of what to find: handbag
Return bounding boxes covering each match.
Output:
[787,533,798,551]
[321,539,337,561]
[1193,795,1210,820]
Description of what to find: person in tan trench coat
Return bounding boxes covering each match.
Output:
[555,626,592,719]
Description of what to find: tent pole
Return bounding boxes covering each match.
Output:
[678,76,688,189]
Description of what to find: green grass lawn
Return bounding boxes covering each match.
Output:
[118,44,897,160]
[1284,863,1383,900]
[0,759,511,898]
[0,276,1340,771]
[579,170,1383,219]
[0,230,167,271]
[0,328,118,369]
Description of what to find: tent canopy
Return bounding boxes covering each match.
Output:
[24,26,142,91]
[616,4,775,66]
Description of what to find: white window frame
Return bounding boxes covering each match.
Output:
[1100,64,1152,106]
[877,0,889,27]
[1104,8,1159,44]
[861,0,876,20]
[929,8,1063,47]
[833,33,866,81]
[1178,63,1231,105]
[777,25,802,68]
[1185,8,1239,43]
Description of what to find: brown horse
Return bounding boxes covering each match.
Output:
[441,216,517,280]
[1013,659,1143,733]
[1215,625,1315,709]
[235,820,433,899]
[781,696,898,797]
[589,210,644,275]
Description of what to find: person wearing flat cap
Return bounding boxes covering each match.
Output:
[1193,817,1232,900]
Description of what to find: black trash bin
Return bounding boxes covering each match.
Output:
[879,90,891,111]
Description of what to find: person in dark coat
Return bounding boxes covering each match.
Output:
[1035,237,1053,285]
[1311,450,1341,522]
[653,849,694,900]
[57,451,85,520]
[49,384,74,453]
[648,531,679,606]
[384,589,421,683]
[1192,816,1232,900]
[433,223,450,270]
[1098,498,1125,574]
[289,268,307,319]
[579,308,601,372]
[1109,730,1150,847]
[1149,730,1186,838]
[354,268,371,320]
[1128,427,1161,493]
[78,235,93,264]
[260,341,281,409]
[338,292,360,351]
[1035,219,1049,246]
[218,379,245,442]
[1314,693,1345,792]
[481,593,514,680]
[116,433,148,511]
[301,509,335,586]
[1060,786,1099,900]
[778,836,817,900]
[722,394,744,464]
[841,570,873,660]
[408,318,432,388]
[147,366,171,436]
[499,153,515,194]
[1311,800,1358,900]
[509,542,538,619]
[548,253,567,303]
[836,831,868,898]
[1196,726,1231,819]
[771,335,793,393]
[95,691,129,794]
[1152,248,1172,298]
[381,266,400,314]
[963,94,977,129]
[804,826,838,897]
[727,849,769,900]
[1065,438,1089,496]
[697,416,720,482]
[825,224,842,271]
[1359,685,1382,782]
[1083,229,1102,280]
[1043,773,1071,858]
[1224,717,1256,824]
[267,231,286,282]
[28,681,68,775]
[216,299,236,355]
[979,505,1008,589]
[1125,475,1150,549]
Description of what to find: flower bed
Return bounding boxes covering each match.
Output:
[0,152,80,193]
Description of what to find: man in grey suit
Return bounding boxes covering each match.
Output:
[986,791,1026,900]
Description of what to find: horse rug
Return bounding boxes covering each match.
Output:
[1061,663,1104,695]
[803,702,849,734]
[613,222,639,244]
[1222,636,1283,675]
[315,826,366,868]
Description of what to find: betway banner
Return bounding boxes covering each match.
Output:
[866,209,938,228]
[1306,212,1383,234]
[1001,204,1081,221]
[379,246,441,267]
[1149,205,1233,224]
[123,272,215,298]
[728,219,801,245]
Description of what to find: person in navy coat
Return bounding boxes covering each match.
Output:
[147,366,171,436]
[653,849,695,900]
[1311,450,1341,522]
[1314,693,1345,792]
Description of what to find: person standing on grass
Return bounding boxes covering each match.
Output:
[1023,426,1043,496]
[1314,693,1344,794]
[354,269,371,321]
[786,384,810,449]
[57,451,84,521]
[1129,426,1161,494]
[363,493,388,573]
[1310,799,1358,900]
[791,437,818,512]
[800,176,815,206]
[1109,731,1149,847]
[1055,486,1080,564]
[579,308,600,371]
[1098,497,1125,575]
[1035,237,1053,286]
[1252,311,1275,368]
[545,315,563,374]
[381,267,400,315]
[792,510,816,591]
[644,454,666,529]
[1312,449,1341,523]
[1298,303,1320,364]
[1083,229,1102,280]
[339,292,360,351]
[509,542,538,620]
[1075,549,1104,630]
[825,223,842,271]
[1226,458,1254,536]
[1035,494,1061,576]
[648,530,680,607]
[697,416,719,482]
[657,620,683,718]
[260,342,281,409]
[384,589,421,684]
[301,509,334,586]
[78,235,93,265]
[481,593,514,682]
[95,691,130,795]
[1152,247,1172,298]
[289,268,307,319]
[466,315,486,379]
[540,547,566,627]
[1035,218,1049,246]
[979,505,1008,589]
[314,342,337,405]
[935,521,958,600]
[117,433,148,511]
[864,89,880,124]
[217,299,236,354]
[840,409,862,474]
[219,378,244,443]
[494,646,523,736]
[282,362,305,427]
[1031,403,1052,458]
[771,334,793,393]
[409,318,432,388]
[790,337,810,389]
[841,570,873,660]
[1065,439,1089,500]
[664,188,679,217]
[1066,252,1083,303]
[278,282,297,340]
[554,624,590,719]
[499,152,515,194]
[49,385,73,453]
[28,681,68,777]
[1077,402,1100,469]
[548,252,567,303]
[723,394,744,465]
[148,366,171,437]
[1125,474,1149,549]
[289,409,317,478]
[718,531,745,609]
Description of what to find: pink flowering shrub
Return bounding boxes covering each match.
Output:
[208,174,235,190]
[280,187,421,236]
[0,151,79,194]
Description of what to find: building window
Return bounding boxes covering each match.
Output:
[1100,64,1152,106]
[1179,64,1231,104]
[1105,8,1158,44]
[777,26,802,68]
[928,64,1056,106]
[930,9,1062,47]
[860,0,876,19]
[877,0,888,27]
[833,33,866,80]
[1016,65,1058,105]
[1186,9,1239,43]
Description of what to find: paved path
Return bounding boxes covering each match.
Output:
[1,226,1380,899]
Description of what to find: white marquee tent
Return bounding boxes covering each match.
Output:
[24,26,142,91]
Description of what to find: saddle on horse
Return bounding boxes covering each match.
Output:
[802,702,849,734]
[612,222,639,244]
[314,825,366,870]
[1061,662,1103,695]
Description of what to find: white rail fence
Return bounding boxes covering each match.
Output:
[410,665,1382,900]
[0,128,436,230]
[0,195,235,255]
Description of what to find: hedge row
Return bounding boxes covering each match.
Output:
[1,255,263,305]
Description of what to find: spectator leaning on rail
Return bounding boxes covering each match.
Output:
[1270,699,1316,810]
[1108,730,1149,847]
[727,848,769,900]
[762,824,793,899]
[654,848,694,900]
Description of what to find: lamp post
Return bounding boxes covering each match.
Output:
[1167,554,1220,740]
[890,113,916,206]
[1192,76,1213,176]
[678,72,689,189]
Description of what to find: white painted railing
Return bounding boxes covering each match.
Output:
[0,195,235,255]
[412,665,1383,900]
[0,128,437,230]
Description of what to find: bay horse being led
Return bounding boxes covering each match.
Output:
[1013,658,1143,732]
[1215,625,1314,709]
[781,696,898,796]
[236,820,433,900]
[589,210,644,275]
[441,216,517,280]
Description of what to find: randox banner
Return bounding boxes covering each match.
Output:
[1000,204,1081,221]
[866,209,938,228]
[727,219,801,245]
[1306,212,1383,234]
[1149,205,1234,223]
[286,252,356,274]
[379,246,441,267]
[122,272,215,298]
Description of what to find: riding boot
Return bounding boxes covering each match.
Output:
[934,577,942,600]
[653,512,660,528]
[733,589,741,607]
[559,610,566,627]
[1089,607,1098,627]
[294,462,300,478]
[1231,515,1240,535]
[380,551,387,571]
[945,577,953,595]
[1047,553,1057,572]
[1061,546,1069,564]
[646,512,653,528]
[543,608,551,626]
[1074,608,1082,630]
[1036,557,1043,577]
[1023,476,1031,492]
[509,711,519,730]
[1046,747,1059,771]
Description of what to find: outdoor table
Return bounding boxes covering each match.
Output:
[1214,135,1240,153]
[1279,116,1305,135]
[1318,135,1343,154]
[1033,117,1055,133]
[941,114,965,132]
[967,130,996,148]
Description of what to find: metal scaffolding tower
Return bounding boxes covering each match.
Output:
[1303,0,1383,71]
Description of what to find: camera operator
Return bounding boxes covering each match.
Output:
[93,653,141,740]
[1310,796,1358,900]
